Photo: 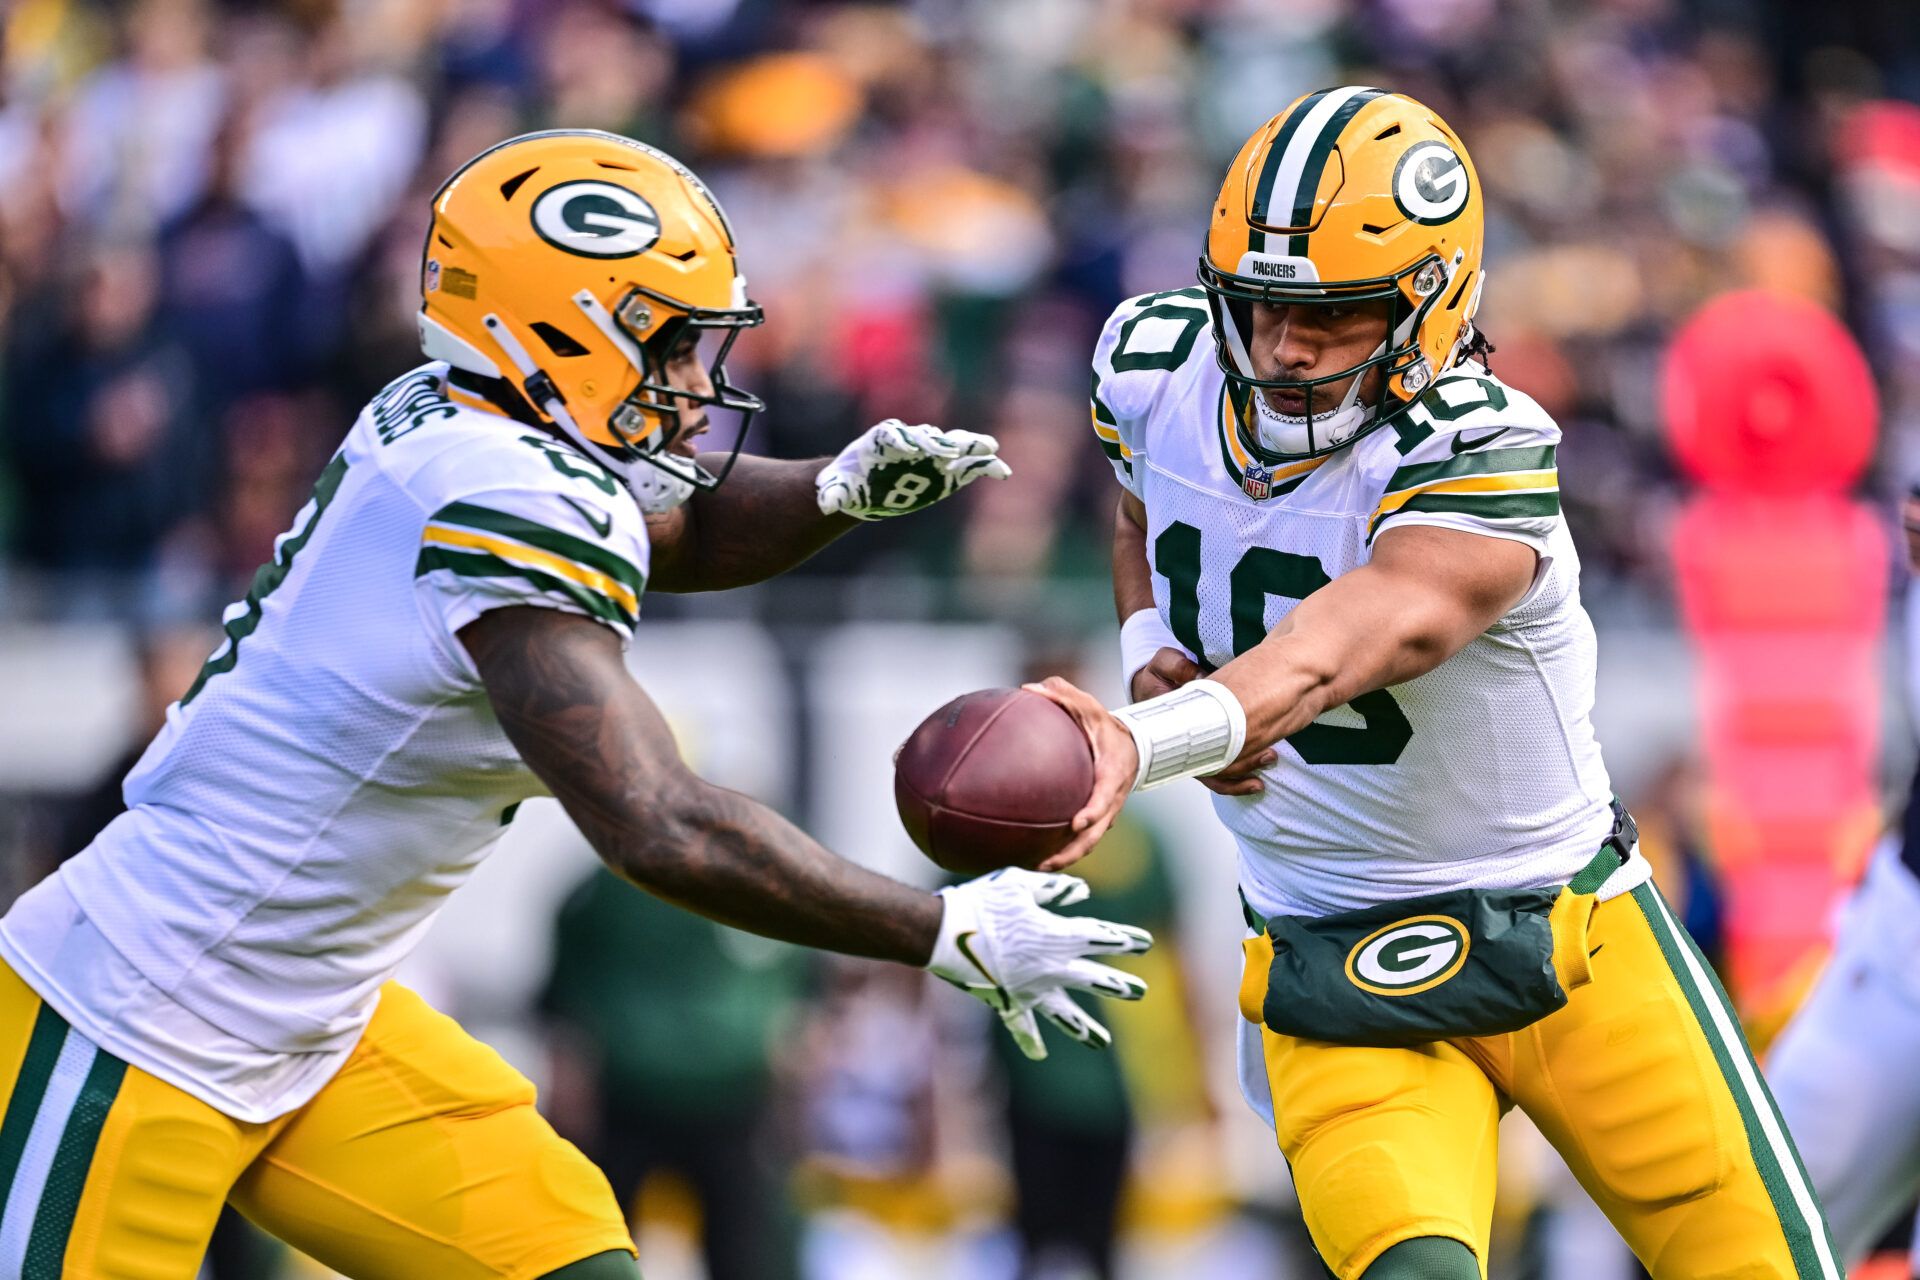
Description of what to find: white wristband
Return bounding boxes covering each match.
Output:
[1119,608,1188,693]
[925,885,980,982]
[1111,678,1248,791]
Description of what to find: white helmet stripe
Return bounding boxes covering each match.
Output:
[1265,86,1375,233]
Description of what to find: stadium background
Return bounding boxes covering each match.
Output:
[2,0,1918,1276]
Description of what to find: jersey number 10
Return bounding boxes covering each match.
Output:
[1154,521,1412,766]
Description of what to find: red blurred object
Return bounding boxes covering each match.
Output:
[1838,99,1920,175]
[1662,289,1877,496]
[1663,291,1886,1005]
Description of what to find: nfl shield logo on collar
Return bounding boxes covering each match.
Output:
[1242,462,1272,500]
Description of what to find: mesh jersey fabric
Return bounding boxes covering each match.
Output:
[0,364,650,1121]
[1090,292,1645,919]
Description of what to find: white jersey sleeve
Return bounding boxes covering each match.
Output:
[1367,364,1562,555]
[1090,288,1212,497]
[414,440,651,647]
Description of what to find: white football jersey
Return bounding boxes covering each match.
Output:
[1092,290,1646,918]
[0,364,651,1120]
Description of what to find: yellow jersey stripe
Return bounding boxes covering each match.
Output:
[421,524,640,617]
[1373,469,1558,521]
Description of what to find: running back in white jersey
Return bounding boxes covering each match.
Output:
[1092,290,1643,917]
[0,364,650,1119]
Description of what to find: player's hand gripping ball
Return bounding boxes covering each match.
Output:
[895,688,1096,875]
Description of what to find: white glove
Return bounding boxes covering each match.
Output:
[926,867,1152,1060]
[816,419,1011,520]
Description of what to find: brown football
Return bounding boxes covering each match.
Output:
[894,687,1095,875]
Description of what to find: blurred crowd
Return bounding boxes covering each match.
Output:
[5,3,1918,1275]
[1,0,1917,627]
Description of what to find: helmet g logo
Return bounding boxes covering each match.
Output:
[1392,142,1470,226]
[1345,915,1470,996]
[531,181,663,258]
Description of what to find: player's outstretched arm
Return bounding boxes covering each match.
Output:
[1032,523,1536,869]
[1212,524,1536,749]
[647,421,1009,592]
[464,603,940,961]
[463,605,1149,1056]
[645,454,856,593]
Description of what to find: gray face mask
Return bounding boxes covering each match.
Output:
[623,453,698,514]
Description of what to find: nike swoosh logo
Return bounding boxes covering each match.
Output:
[560,496,612,538]
[954,932,1012,1011]
[1449,427,1511,455]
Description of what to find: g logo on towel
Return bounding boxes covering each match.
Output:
[1345,915,1470,996]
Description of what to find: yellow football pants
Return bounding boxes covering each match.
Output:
[0,962,634,1279]
[1247,883,1839,1280]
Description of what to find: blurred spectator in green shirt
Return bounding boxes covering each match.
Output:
[539,867,806,1280]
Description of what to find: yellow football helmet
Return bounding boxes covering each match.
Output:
[1200,87,1485,459]
[419,129,763,510]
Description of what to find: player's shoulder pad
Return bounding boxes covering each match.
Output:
[1380,362,1560,461]
[1092,288,1215,425]
[414,428,652,627]
[1364,364,1562,544]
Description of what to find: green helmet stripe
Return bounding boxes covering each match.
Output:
[1247,89,1330,255]
[1289,87,1387,256]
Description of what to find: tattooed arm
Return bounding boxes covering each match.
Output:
[645,453,856,593]
[462,604,941,962]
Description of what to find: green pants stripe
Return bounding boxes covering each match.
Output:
[23,1047,126,1278]
[1632,883,1840,1279]
[0,1005,67,1203]
[0,1010,129,1278]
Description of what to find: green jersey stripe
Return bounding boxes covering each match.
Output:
[0,1007,68,1208]
[1633,886,1841,1278]
[1388,444,1558,492]
[1091,367,1117,428]
[416,547,634,628]
[431,502,644,596]
[22,1050,125,1280]
[1370,490,1560,538]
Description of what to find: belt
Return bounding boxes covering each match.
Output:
[1240,798,1638,933]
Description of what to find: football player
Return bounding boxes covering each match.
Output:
[0,131,1150,1280]
[1765,486,1920,1271]
[1031,88,1839,1279]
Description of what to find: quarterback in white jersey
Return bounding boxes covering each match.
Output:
[1035,89,1837,1280]
[1089,299,1623,919]
[0,131,1151,1280]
